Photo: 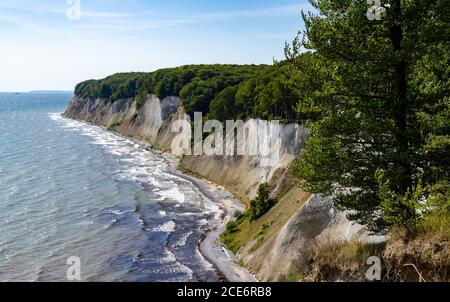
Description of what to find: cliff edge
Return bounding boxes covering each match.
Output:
[64,95,384,281]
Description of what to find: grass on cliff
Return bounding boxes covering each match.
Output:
[220,184,311,254]
[220,170,311,255]
[388,180,450,241]
[221,212,273,254]
[283,201,450,282]
[220,183,278,253]
[282,240,387,282]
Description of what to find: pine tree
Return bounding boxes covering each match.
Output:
[292,0,450,232]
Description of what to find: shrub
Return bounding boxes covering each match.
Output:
[249,183,277,221]
[378,171,425,237]
[378,170,450,238]
[233,211,244,220]
[225,220,240,233]
[423,181,450,238]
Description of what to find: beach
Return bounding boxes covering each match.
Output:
[61,115,258,282]
[146,149,258,282]
[173,171,258,282]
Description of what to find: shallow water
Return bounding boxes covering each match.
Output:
[0,93,221,282]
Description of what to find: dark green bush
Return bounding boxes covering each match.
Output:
[249,183,277,221]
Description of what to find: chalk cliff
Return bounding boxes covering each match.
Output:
[63,95,381,281]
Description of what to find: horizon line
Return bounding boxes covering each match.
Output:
[0,90,74,93]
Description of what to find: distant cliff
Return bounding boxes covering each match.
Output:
[64,95,182,151]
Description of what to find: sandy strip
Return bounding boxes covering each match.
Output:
[172,171,258,282]
[122,147,258,282]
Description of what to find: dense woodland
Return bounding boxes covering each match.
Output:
[74,63,305,122]
[75,0,449,239]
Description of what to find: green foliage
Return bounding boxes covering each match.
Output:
[110,78,138,102]
[135,89,147,109]
[255,223,269,238]
[423,181,450,238]
[209,86,238,121]
[220,211,249,253]
[74,79,98,99]
[73,61,316,121]
[204,57,320,122]
[75,73,146,101]
[377,172,450,238]
[233,211,244,220]
[377,171,425,237]
[98,83,112,99]
[74,65,269,117]
[226,220,241,233]
[249,184,277,221]
[287,52,327,122]
[292,0,450,232]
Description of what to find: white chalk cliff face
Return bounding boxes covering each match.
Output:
[64,95,382,281]
[64,95,181,147]
[65,95,309,202]
[180,119,309,202]
[242,194,386,281]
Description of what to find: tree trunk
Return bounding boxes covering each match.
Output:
[390,0,412,194]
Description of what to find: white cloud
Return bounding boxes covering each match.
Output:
[194,3,308,20]
[0,2,309,34]
[0,13,53,34]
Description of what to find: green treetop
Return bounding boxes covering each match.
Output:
[292,0,450,232]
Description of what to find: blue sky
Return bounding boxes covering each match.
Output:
[0,0,311,91]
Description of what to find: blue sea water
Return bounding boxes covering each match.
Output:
[0,93,222,282]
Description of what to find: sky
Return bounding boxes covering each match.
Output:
[0,0,311,92]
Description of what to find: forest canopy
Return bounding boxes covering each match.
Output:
[73,62,309,121]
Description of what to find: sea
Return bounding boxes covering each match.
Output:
[0,92,222,282]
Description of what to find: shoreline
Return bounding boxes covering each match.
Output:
[172,171,258,282]
[60,114,258,282]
